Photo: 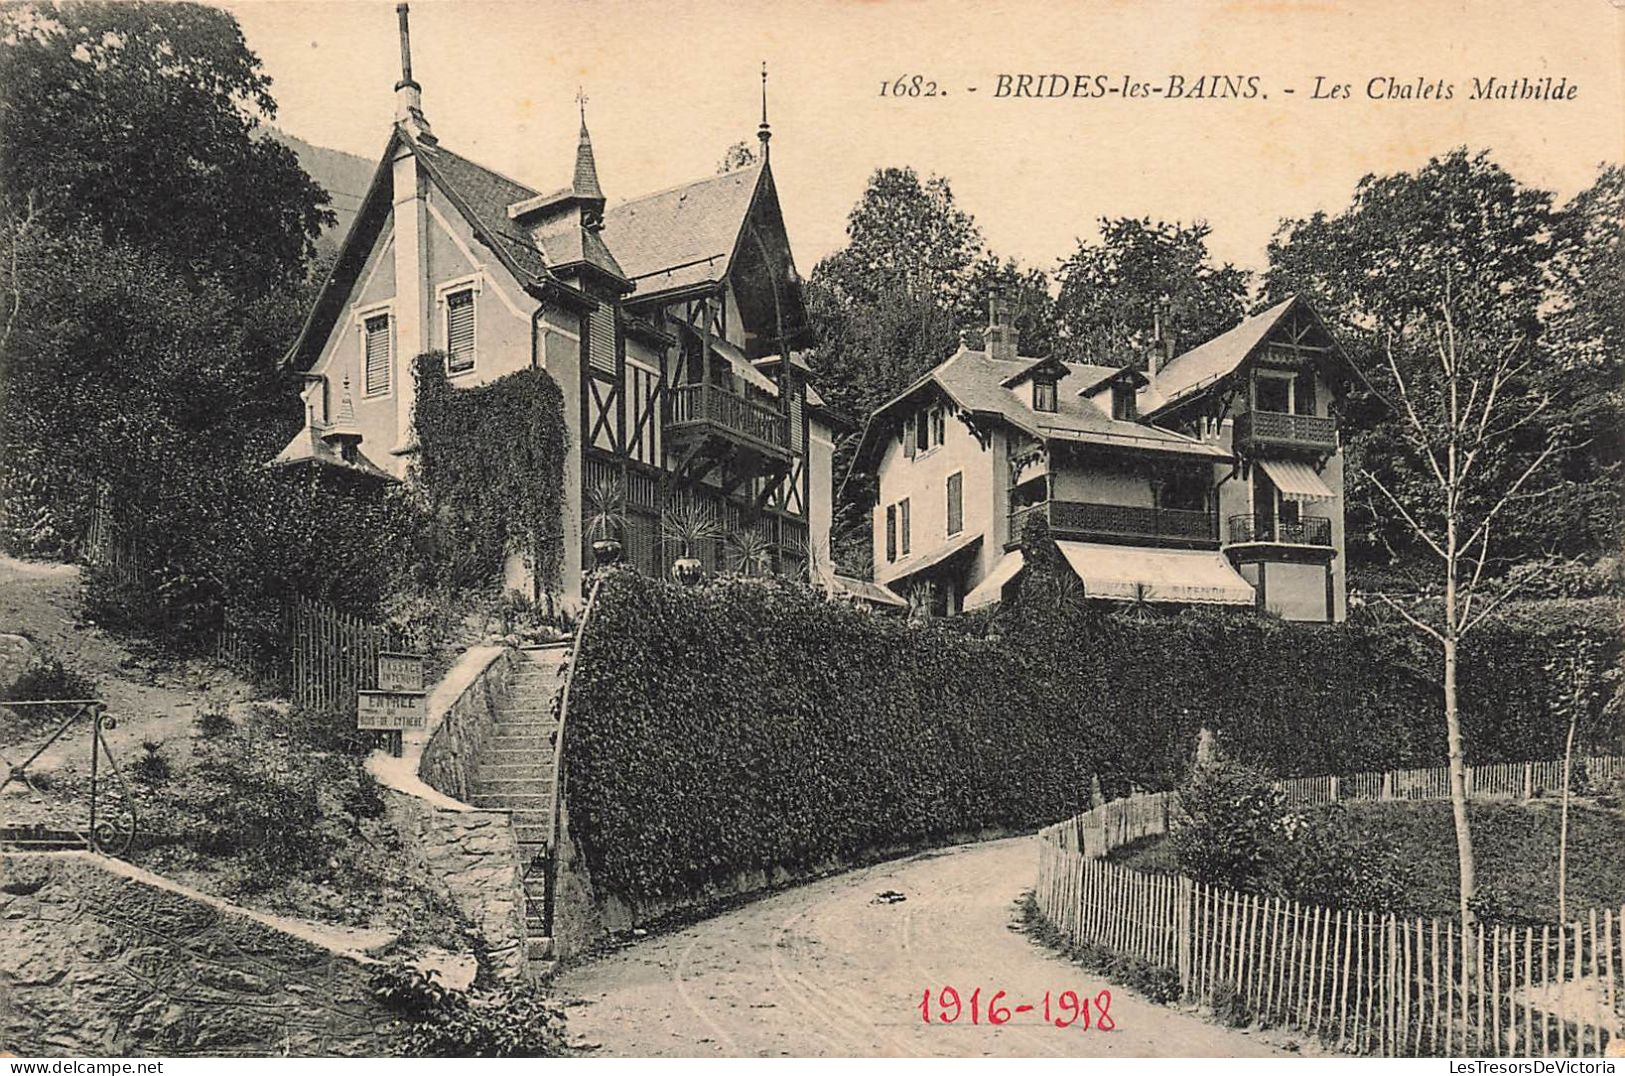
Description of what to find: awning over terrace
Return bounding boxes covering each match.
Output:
[1259,459,1335,503]
[963,550,1026,611]
[1055,541,1255,606]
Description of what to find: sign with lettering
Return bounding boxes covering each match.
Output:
[377,652,426,693]
[357,690,428,731]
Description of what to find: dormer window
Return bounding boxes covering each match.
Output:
[1112,383,1137,421]
[1033,378,1058,413]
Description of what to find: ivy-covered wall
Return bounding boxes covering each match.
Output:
[563,572,1620,908]
[413,355,567,594]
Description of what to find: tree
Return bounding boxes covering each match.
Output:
[716,141,757,174]
[1265,149,1615,574]
[1053,217,1249,366]
[1362,282,1567,926]
[0,1,333,298]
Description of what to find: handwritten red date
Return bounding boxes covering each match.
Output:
[918,986,1114,1029]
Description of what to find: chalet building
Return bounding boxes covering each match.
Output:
[273,7,837,605]
[851,295,1354,622]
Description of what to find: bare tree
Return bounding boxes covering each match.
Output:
[1361,283,1565,927]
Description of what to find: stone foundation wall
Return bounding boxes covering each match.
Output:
[0,852,394,1057]
[419,647,518,802]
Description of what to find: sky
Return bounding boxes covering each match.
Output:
[223,0,1624,278]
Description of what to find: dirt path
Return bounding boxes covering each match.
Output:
[556,836,1286,1058]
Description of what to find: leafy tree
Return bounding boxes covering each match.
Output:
[1360,285,1567,926]
[806,167,1056,575]
[0,0,332,298]
[716,140,757,174]
[1264,148,1617,573]
[1171,758,1283,891]
[1053,217,1249,366]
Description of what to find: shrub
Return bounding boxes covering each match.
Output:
[1170,760,1283,891]
[2,657,97,716]
[132,740,172,785]
[1270,804,1413,911]
[369,963,568,1058]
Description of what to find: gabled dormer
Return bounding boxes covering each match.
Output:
[1001,355,1070,413]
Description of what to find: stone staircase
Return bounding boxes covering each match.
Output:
[468,642,570,976]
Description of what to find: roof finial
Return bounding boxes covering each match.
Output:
[392,4,433,140]
[571,87,606,209]
[757,61,772,160]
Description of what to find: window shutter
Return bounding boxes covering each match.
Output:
[588,305,617,375]
[886,505,897,562]
[364,314,391,395]
[900,497,911,555]
[446,290,476,372]
[947,473,963,535]
[903,417,916,459]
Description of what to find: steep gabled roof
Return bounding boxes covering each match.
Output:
[1139,297,1299,415]
[847,348,1225,483]
[412,137,552,285]
[602,164,764,295]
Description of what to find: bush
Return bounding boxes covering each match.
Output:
[132,740,172,785]
[565,572,1622,908]
[2,656,96,712]
[369,963,568,1058]
[1271,804,1412,911]
[1170,760,1283,891]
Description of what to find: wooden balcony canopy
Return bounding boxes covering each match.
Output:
[1258,459,1335,502]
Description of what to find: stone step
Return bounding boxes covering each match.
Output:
[489,724,558,739]
[488,735,550,752]
[474,760,554,778]
[513,824,552,846]
[482,748,549,765]
[470,792,555,810]
[474,778,556,796]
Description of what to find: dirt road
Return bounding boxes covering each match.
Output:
[556,835,1286,1058]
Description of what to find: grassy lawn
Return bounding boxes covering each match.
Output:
[1108,799,1625,924]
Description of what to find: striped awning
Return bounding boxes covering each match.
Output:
[1260,459,1335,503]
[963,550,1026,611]
[1055,541,1255,605]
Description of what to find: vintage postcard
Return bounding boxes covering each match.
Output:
[0,0,1621,1065]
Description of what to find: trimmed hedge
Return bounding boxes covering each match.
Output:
[564,572,1621,904]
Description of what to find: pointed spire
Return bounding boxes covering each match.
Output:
[572,87,606,204]
[322,375,362,445]
[757,61,772,161]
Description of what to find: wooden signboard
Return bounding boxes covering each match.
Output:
[377,652,426,693]
[357,690,428,731]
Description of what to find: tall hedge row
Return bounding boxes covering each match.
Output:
[564,572,1621,903]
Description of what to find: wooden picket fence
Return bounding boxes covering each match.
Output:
[1035,757,1625,1056]
[1277,756,1625,808]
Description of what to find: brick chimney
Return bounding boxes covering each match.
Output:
[986,293,1020,361]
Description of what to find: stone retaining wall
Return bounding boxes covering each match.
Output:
[0,852,394,1057]
[366,646,529,980]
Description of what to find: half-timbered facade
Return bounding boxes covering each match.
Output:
[275,14,835,605]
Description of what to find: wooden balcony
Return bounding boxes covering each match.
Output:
[1008,500,1218,550]
[1234,410,1337,456]
[1227,513,1333,547]
[665,382,792,466]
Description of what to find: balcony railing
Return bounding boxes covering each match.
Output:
[666,382,791,455]
[1008,500,1218,548]
[1234,410,1337,455]
[1227,514,1333,547]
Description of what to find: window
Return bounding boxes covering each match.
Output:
[1255,374,1290,414]
[445,288,476,373]
[931,408,946,446]
[885,505,898,562]
[1294,369,1318,416]
[363,313,391,396]
[915,409,929,452]
[1033,378,1058,413]
[946,472,963,535]
[1111,383,1137,421]
[903,417,917,459]
[900,498,911,555]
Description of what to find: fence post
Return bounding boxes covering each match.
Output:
[1522,762,1533,802]
[1330,775,1340,802]
[1381,770,1393,801]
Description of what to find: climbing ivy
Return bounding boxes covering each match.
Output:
[412,354,567,593]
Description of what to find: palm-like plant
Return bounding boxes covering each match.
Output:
[583,475,627,543]
[724,526,773,577]
[661,502,722,555]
